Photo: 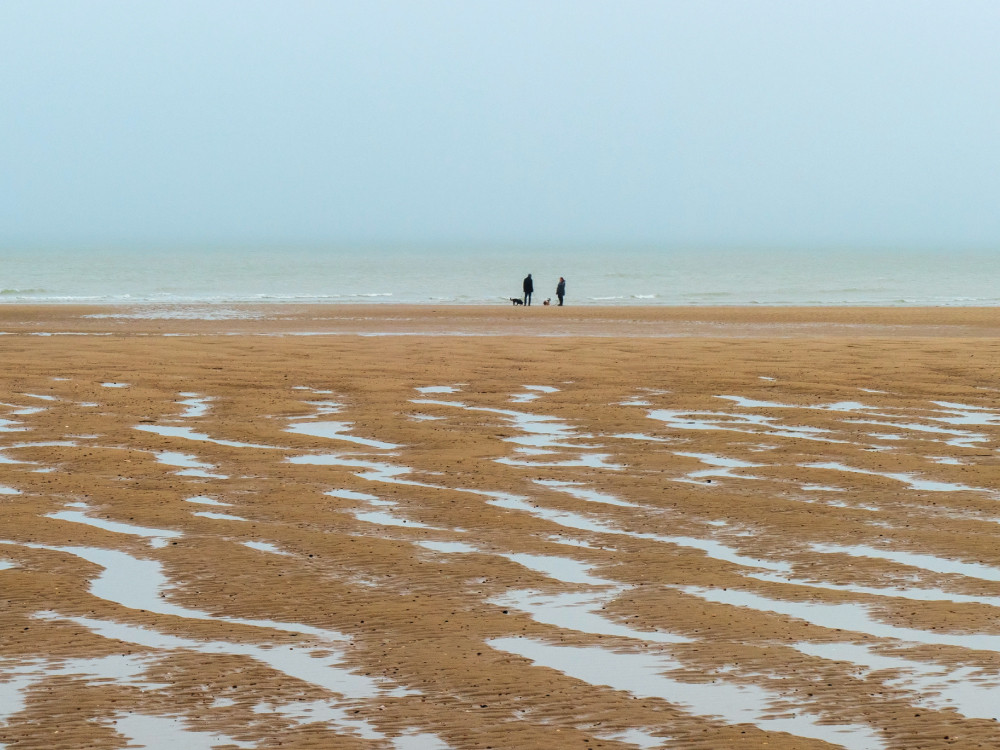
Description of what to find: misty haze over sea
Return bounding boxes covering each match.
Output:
[3,4,1000,306]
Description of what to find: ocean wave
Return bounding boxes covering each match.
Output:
[684,291,735,299]
[0,288,47,296]
[0,294,110,302]
[819,287,886,294]
[250,294,347,301]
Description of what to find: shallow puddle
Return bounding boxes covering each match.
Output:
[489,637,882,750]
[610,432,670,442]
[115,713,255,750]
[0,671,40,724]
[41,613,404,700]
[419,537,690,643]
[510,393,539,403]
[534,479,638,507]
[0,653,165,724]
[242,541,289,555]
[510,385,559,403]
[714,395,795,409]
[486,496,790,572]
[335,489,443,529]
[796,641,1000,721]
[686,585,1000,652]
[4,541,345,640]
[326,488,381,501]
[674,451,765,482]
[496,453,623,470]
[869,432,904,441]
[137,424,283,450]
[286,421,399,449]
[810,542,1000,582]
[749,571,1000,608]
[845,419,986,448]
[804,461,986,494]
[349,508,441,529]
[46,508,182,546]
[177,468,229,479]
[411,397,615,468]
[647,409,840,443]
[193,511,248,521]
[0,417,27,433]
[599,728,666,749]
[250,700,451,749]
[289,454,437,490]
[156,451,217,470]
[415,540,479,555]
[499,552,616,587]
[176,393,212,418]
[391,730,452,749]
[931,456,965,465]
[717,395,877,412]
[15,440,80,448]
[929,401,1000,427]
[293,398,343,417]
[9,406,45,415]
[496,588,691,645]
[253,698,380,738]
[185,495,230,506]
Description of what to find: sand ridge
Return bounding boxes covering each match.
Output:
[3,305,1000,748]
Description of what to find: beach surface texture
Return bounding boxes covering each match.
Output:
[5,304,1000,749]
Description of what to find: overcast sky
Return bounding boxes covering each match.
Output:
[1,1,998,249]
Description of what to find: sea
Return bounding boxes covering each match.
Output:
[2,245,1000,307]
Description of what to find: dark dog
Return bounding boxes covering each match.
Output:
[509,298,524,306]
[542,298,551,306]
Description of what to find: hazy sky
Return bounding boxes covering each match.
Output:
[1,1,998,248]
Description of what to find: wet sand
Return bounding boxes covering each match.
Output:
[4,305,1000,749]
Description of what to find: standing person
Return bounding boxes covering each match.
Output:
[556,277,566,306]
[523,273,534,306]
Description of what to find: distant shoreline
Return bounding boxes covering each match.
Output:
[3,303,1000,338]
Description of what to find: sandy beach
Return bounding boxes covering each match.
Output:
[4,304,1000,749]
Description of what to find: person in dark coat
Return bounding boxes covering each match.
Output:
[556,277,566,306]
[523,274,534,306]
